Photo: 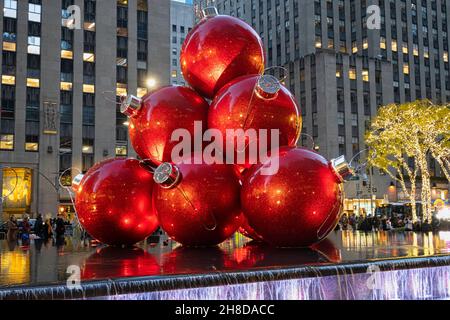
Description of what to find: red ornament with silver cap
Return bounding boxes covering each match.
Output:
[208,74,302,169]
[180,7,265,99]
[121,86,209,166]
[241,147,353,248]
[152,156,242,247]
[72,158,158,246]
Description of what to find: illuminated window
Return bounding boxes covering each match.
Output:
[380,37,386,49]
[83,53,95,62]
[84,22,96,31]
[4,0,17,18]
[315,36,322,48]
[28,41,40,54]
[403,64,410,74]
[349,68,357,80]
[116,145,128,156]
[3,42,16,52]
[60,82,73,91]
[25,143,39,152]
[0,135,14,150]
[27,78,40,88]
[137,0,148,11]
[137,87,148,98]
[327,39,334,49]
[117,57,128,67]
[391,40,398,52]
[352,45,358,53]
[444,52,449,62]
[336,70,342,78]
[2,75,16,85]
[424,49,429,58]
[362,39,368,50]
[362,70,369,82]
[171,70,177,78]
[83,84,95,93]
[28,36,40,46]
[61,50,73,59]
[117,28,128,37]
[28,3,41,22]
[413,44,419,56]
[402,44,408,54]
[82,146,94,154]
[117,84,127,97]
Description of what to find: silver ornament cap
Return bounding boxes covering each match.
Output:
[153,163,181,189]
[120,95,142,117]
[331,155,354,182]
[256,75,281,99]
[72,173,85,192]
[202,7,219,18]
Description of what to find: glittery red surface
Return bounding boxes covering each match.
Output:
[75,159,159,246]
[208,75,302,168]
[181,15,265,99]
[129,86,209,165]
[241,147,344,247]
[153,155,242,247]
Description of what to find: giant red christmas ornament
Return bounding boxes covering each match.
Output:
[241,147,353,248]
[73,158,158,246]
[208,74,302,169]
[121,86,209,165]
[152,156,242,247]
[180,7,265,99]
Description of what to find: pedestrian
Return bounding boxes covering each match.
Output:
[373,216,380,231]
[55,214,66,239]
[422,220,432,232]
[6,216,19,243]
[21,216,31,245]
[432,215,440,231]
[35,214,44,238]
[386,219,393,231]
[404,217,413,231]
[341,214,349,230]
[381,217,387,231]
[43,218,53,240]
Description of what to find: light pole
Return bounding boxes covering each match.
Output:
[349,148,377,216]
[299,133,320,151]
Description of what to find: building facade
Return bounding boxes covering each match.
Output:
[194,0,450,215]
[0,0,170,220]
[170,0,195,86]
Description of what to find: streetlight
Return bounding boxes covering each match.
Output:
[349,148,377,217]
[146,78,157,89]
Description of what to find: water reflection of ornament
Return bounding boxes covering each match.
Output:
[161,246,229,273]
[81,246,159,279]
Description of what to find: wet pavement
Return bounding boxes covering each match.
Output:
[1,231,450,289]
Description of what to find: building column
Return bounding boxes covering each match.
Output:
[0,0,3,219]
[94,0,117,162]
[71,0,85,188]
[127,0,138,159]
[38,0,62,217]
[148,0,170,88]
[0,168,4,220]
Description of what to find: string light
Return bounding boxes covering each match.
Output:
[366,101,450,223]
